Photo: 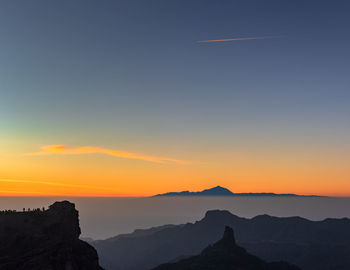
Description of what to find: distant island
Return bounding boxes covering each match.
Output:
[153,186,322,197]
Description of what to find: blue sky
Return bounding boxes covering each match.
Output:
[0,0,349,196]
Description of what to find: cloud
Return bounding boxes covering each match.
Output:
[0,178,135,196]
[197,35,278,43]
[0,188,46,195]
[25,145,192,165]
[0,178,112,191]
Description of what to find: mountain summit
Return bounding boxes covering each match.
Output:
[152,226,300,270]
[153,186,317,197]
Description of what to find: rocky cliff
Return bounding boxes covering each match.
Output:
[0,201,103,270]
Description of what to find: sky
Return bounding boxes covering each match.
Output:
[0,0,349,197]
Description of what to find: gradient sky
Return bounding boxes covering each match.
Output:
[1,0,350,197]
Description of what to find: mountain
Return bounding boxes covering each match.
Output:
[0,201,103,270]
[91,210,350,270]
[152,226,300,270]
[154,186,234,196]
[104,224,179,242]
[153,186,320,197]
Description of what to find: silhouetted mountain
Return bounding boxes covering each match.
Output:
[154,186,234,196]
[0,201,103,270]
[152,226,300,270]
[105,224,179,242]
[92,210,350,270]
[153,186,320,197]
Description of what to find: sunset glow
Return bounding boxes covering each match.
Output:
[1,1,350,198]
[1,140,349,197]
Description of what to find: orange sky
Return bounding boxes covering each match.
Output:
[1,140,349,197]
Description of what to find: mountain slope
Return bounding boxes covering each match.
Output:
[92,210,350,270]
[152,226,300,270]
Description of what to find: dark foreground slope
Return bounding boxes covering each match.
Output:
[92,210,350,270]
[152,226,300,270]
[0,201,103,270]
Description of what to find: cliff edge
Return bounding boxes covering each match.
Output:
[0,201,103,270]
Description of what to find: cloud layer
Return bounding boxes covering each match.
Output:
[197,35,277,43]
[25,145,191,164]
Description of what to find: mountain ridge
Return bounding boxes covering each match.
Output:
[92,209,350,270]
[153,186,321,197]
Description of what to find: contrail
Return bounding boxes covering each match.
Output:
[197,35,278,43]
[24,144,193,165]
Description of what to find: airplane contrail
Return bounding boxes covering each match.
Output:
[197,35,278,43]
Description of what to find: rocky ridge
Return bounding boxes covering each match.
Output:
[0,201,103,270]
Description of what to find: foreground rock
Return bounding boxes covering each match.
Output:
[152,226,300,270]
[0,201,103,270]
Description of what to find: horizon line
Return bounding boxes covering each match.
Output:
[0,194,348,198]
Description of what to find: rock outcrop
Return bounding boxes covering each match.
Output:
[152,226,300,270]
[0,201,103,270]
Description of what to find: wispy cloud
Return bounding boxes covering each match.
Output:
[0,178,112,191]
[0,188,47,195]
[25,145,192,165]
[0,178,136,196]
[197,35,278,43]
